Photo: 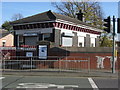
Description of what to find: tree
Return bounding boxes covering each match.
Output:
[1,21,12,31]
[1,13,23,31]
[11,13,23,21]
[51,0,104,29]
[99,33,113,47]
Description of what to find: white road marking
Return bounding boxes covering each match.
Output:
[88,78,99,90]
[17,86,48,88]
[57,85,65,88]
[16,83,79,88]
[0,77,5,80]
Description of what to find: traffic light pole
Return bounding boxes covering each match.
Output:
[112,16,116,73]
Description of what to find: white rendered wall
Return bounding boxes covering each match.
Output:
[60,28,73,35]
[77,32,98,47]
[60,28,99,47]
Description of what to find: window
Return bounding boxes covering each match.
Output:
[79,43,82,47]
[62,37,72,47]
[2,41,6,47]
[43,33,51,41]
[19,35,24,46]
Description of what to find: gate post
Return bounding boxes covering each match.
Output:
[31,57,32,71]
[58,57,61,73]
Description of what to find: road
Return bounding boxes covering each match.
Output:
[1,75,119,90]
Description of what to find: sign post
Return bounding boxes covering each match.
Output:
[26,52,33,70]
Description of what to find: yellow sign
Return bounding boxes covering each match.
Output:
[115,50,117,57]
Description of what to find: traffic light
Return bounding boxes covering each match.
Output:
[117,18,120,33]
[103,16,111,33]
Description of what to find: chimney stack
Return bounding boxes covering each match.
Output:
[76,10,83,21]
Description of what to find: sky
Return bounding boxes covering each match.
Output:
[1,2,55,24]
[118,1,120,41]
[1,2,119,24]
[0,1,119,40]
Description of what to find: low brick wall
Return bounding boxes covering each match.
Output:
[1,47,120,70]
[48,47,120,70]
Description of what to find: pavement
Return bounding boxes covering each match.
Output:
[2,69,118,78]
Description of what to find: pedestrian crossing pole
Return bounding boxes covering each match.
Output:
[112,16,116,73]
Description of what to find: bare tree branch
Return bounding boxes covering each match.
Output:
[51,0,104,29]
[11,13,23,21]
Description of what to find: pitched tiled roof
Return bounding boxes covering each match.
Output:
[11,10,56,24]
[10,10,101,29]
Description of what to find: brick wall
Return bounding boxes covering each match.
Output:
[2,47,120,70]
[48,47,120,70]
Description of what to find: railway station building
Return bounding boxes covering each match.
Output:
[11,10,102,48]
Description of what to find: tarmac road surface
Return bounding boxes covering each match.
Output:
[1,75,119,90]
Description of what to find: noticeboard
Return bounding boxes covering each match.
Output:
[26,52,33,57]
[38,45,47,59]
